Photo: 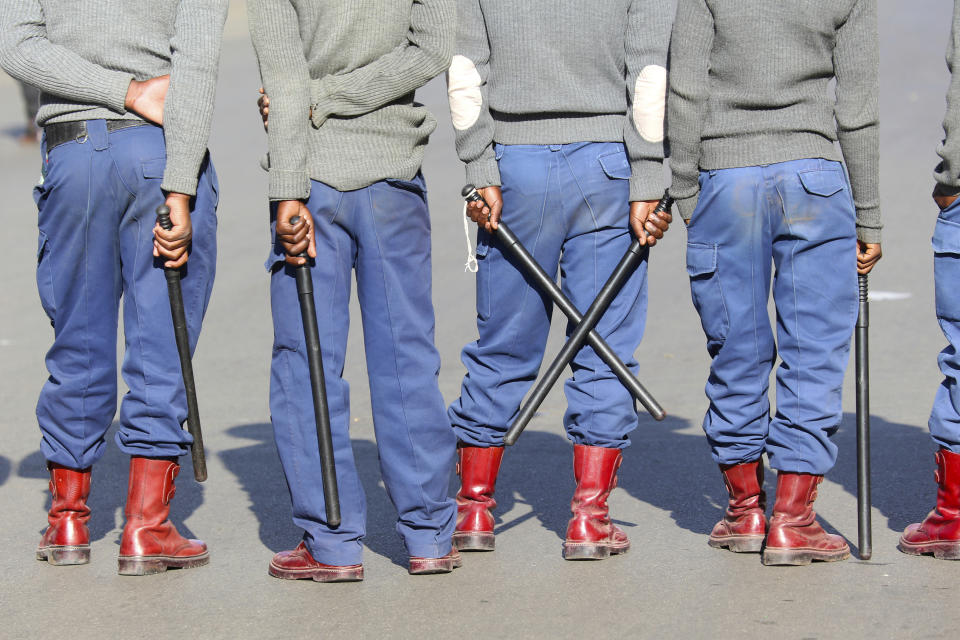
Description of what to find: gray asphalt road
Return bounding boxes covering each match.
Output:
[0,2,957,638]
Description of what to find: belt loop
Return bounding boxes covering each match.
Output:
[88,120,109,151]
[549,144,562,152]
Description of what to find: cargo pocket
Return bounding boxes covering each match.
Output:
[686,242,728,349]
[36,231,56,322]
[475,229,493,321]
[933,215,960,322]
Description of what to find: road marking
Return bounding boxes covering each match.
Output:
[869,291,911,302]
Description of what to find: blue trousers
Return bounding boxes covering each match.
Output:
[268,176,456,565]
[449,142,648,450]
[34,121,218,469]
[685,158,858,474]
[930,197,960,452]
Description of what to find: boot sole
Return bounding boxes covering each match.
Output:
[408,554,463,575]
[37,545,91,566]
[761,546,850,566]
[562,541,630,561]
[898,539,960,560]
[268,563,364,582]
[708,534,764,553]
[453,531,495,552]
[118,551,210,576]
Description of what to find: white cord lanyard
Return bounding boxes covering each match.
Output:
[462,201,478,273]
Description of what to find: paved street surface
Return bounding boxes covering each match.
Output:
[0,2,957,638]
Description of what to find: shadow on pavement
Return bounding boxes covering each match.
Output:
[0,455,10,487]
[830,412,936,536]
[219,423,409,567]
[489,414,722,542]
[16,423,205,544]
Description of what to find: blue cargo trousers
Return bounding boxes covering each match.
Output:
[267,176,457,566]
[685,158,859,474]
[449,142,648,450]
[34,120,218,469]
[929,197,960,453]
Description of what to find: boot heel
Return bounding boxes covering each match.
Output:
[562,543,611,561]
[708,535,764,553]
[44,546,91,566]
[453,532,495,551]
[933,544,960,560]
[118,557,168,576]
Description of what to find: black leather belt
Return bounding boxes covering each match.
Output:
[44,119,149,151]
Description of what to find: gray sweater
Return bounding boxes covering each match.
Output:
[248,0,454,200]
[667,0,881,242]
[936,1,960,193]
[448,0,672,202]
[0,0,228,196]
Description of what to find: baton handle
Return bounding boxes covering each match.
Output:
[504,192,671,445]
[289,215,341,528]
[855,272,871,559]
[461,185,662,415]
[155,205,207,482]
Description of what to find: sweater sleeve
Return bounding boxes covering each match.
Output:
[309,0,455,125]
[834,0,880,243]
[0,0,133,115]
[666,0,714,221]
[248,0,312,201]
[446,0,499,188]
[935,0,960,195]
[161,0,228,196]
[624,0,671,202]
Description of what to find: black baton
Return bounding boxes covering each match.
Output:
[155,205,207,482]
[504,193,672,446]
[855,272,872,560]
[462,185,661,415]
[289,215,340,528]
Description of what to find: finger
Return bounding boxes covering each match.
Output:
[284,255,307,266]
[489,201,503,230]
[165,251,189,269]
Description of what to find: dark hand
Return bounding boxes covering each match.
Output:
[258,87,269,132]
[153,193,192,268]
[125,75,170,125]
[857,241,882,275]
[277,199,315,265]
[933,183,959,211]
[467,186,503,232]
[629,200,672,246]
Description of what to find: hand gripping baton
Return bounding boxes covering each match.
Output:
[155,205,207,482]
[289,215,341,527]
[462,185,663,418]
[855,272,872,560]
[504,193,672,446]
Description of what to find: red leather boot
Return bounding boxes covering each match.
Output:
[708,460,767,553]
[563,445,629,560]
[762,472,849,566]
[36,463,91,565]
[899,448,960,560]
[453,445,504,551]
[118,457,209,576]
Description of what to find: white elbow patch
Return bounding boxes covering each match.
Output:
[633,65,667,143]
[447,54,483,131]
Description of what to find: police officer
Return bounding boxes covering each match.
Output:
[248,0,460,581]
[0,0,227,575]
[900,0,960,561]
[668,0,881,565]
[446,0,673,560]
